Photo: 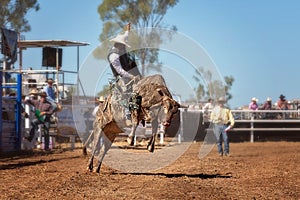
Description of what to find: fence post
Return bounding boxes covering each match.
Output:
[0,71,2,151]
[16,73,22,150]
[159,124,164,145]
[250,116,254,142]
[177,108,184,144]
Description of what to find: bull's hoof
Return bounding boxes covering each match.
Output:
[127,136,134,146]
[82,147,87,156]
[94,168,100,174]
[127,137,131,144]
[147,144,154,153]
[87,166,93,172]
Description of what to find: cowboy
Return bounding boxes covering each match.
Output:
[108,23,141,86]
[210,97,235,156]
[108,23,141,119]
[92,96,105,117]
[24,91,54,150]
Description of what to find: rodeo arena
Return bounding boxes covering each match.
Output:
[1,28,300,199]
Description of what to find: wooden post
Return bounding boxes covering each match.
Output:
[159,124,164,145]
[250,116,254,142]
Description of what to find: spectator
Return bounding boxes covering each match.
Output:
[43,78,61,112]
[249,97,259,110]
[262,97,273,119]
[202,98,214,125]
[92,96,105,117]
[262,97,272,110]
[202,98,214,112]
[44,78,56,101]
[276,94,289,119]
[23,92,54,151]
[249,97,259,119]
[210,97,235,156]
[276,94,289,110]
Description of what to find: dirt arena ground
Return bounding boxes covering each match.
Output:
[0,140,299,200]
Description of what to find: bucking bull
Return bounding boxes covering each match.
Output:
[84,74,181,173]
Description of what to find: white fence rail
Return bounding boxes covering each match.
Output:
[231,110,300,142]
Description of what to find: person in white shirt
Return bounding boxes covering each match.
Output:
[107,23,141,82]
[107,23,141,120]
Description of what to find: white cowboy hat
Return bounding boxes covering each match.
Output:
[251,97,258,102]
[109,32,131,48]
[29,88,38,95]
[217,97,226,103]
[267,97,272,101]
[97,96,105,102]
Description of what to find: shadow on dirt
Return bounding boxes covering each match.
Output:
[0,148,76,160]
[111,172,232,179]
[0,155,81,170]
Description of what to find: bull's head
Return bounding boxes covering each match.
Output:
[161,96,180,127]
[156,88,180,128]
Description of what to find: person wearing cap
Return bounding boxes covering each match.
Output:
[262,97,273,119]
[23,91,54,150]
[108,23,141,120]
[262,97,272,110]
[210,97,235,156]
[276,94,288,110]
[249,97,259,110]
[276,94,289,119]
[92,96,105,117]
[108,23,141,83]
[249,97,259,118]
[43,78,60,112]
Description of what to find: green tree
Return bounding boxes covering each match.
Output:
[95,0,179,75]
[193,67,235,104]
[224,75,234,102]
[0,0,40,33]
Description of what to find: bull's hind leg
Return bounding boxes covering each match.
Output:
[86,129,102,172]
[95,132,117,174]
[83,128,97,156]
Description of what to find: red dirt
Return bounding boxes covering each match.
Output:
[1,141,299,199]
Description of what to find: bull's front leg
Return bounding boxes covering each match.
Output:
[147,119,159,152]
[147,136,155,152]
[127,110,139,146]
[127,123,138,146]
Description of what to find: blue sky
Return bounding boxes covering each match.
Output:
[20,0,300,108]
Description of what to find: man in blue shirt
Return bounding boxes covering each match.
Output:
[44,78,56,101]
[43,78,58,112]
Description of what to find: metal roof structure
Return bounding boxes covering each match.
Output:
[18,40,90,49]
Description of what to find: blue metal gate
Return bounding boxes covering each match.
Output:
[0,72,22,152]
